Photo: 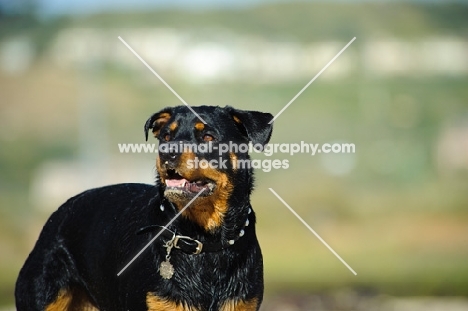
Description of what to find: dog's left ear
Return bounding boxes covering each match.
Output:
[144,107,173,141]
[225,106,273,146]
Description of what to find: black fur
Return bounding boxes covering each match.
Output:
[15,105,273,311]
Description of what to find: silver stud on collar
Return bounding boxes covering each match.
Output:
[224,211,251,246]
[160,204,165,211]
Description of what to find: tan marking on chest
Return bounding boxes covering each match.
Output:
[220,298,259,311]
[147,293,199,311]
[45,287,98,311]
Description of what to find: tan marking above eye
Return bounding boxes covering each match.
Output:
[195,122,205,131]
[169,121,178,131]
[164,133,171,141]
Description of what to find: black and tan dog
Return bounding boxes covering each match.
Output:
[15,105,273,311]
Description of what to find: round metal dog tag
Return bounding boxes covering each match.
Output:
[159,260,174,279]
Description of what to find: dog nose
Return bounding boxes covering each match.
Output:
[159,142,180,165]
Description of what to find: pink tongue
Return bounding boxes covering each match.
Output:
[166,179,188,188]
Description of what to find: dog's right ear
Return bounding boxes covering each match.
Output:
[144,108,173,141]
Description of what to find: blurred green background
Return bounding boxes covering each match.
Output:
[1,0,468,310]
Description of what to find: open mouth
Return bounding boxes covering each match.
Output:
[164,169,215,196]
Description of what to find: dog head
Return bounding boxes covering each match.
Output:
[144,105,273,231]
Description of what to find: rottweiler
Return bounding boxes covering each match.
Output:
[15,105,273,311]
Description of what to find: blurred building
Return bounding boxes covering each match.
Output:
[44,28,468,83]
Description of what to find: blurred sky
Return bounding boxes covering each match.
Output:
[1,0,466,16]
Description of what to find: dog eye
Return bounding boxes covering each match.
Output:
[203,134,214,142]
[163,133,171,142]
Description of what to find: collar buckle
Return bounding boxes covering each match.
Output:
[173,235,204,255]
